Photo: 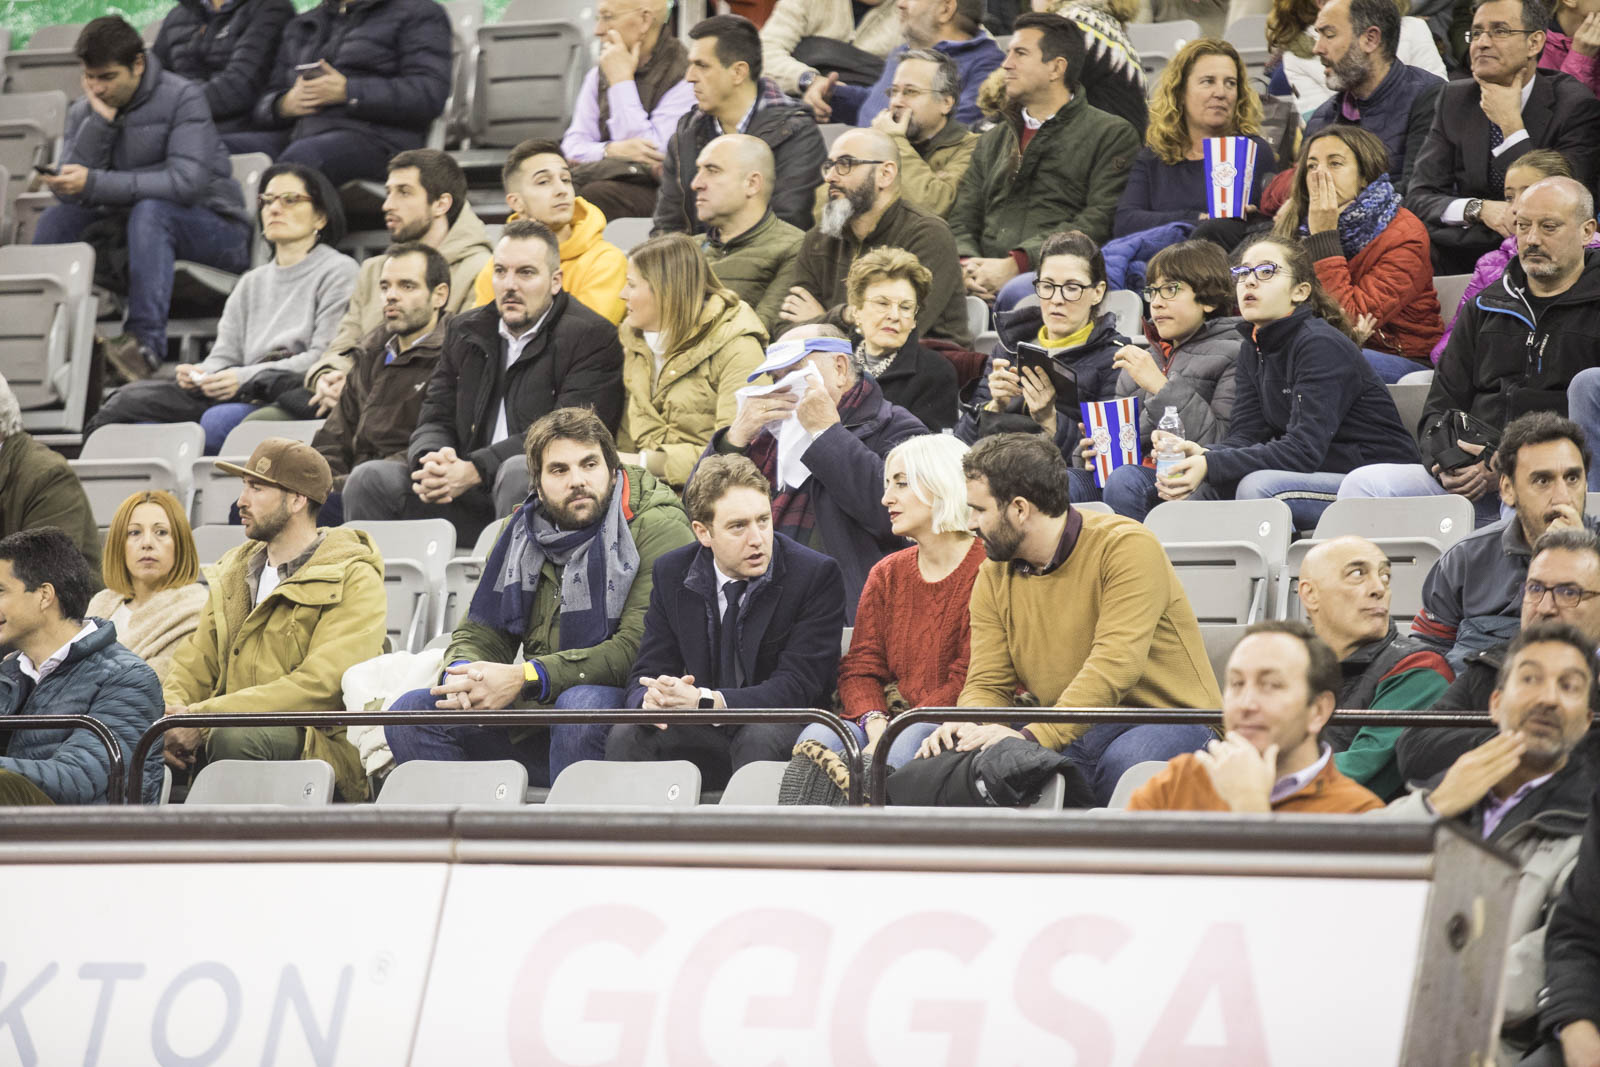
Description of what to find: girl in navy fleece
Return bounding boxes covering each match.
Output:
[1152,234,1420,528]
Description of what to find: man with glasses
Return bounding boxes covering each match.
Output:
[1403,0,1600,272]
[780,127,971,343]
[652,15,826,235]
[561,0,695,223]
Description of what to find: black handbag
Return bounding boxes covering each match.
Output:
[791,37,885,88]
[1421,409,1501,471]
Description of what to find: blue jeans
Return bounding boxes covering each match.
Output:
[1069,463,1213,521]
[995,271,1036,314]
[385,682,626,788]
[83,379,259,453]
[199,402,255,454]
[1568,367,1600,491]
[1062,722,1215,806]
[1337,463,1506,527]
[33,199,251,357]
[795,720,924,772]
[1362,348,1430,385]
[1235,469,1347,529]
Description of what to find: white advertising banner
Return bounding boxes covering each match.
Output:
[0,863,448,1066]
[414,865,1430,1066]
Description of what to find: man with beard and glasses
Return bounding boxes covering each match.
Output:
[910,433,1220,806]
[780,127,971,344]
[342,220,624,543]
[1376,622,1597,1063]
[163,440,386,801]
[383,409,694,787]
[1303,0,1443,194]
[311,243,451,526]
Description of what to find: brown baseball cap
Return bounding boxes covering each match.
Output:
[213,438,333,505]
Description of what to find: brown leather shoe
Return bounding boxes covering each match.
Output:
[101,334,159,383]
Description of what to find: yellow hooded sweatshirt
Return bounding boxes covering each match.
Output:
[472,197,627,323]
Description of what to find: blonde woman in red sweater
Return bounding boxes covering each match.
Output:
[791,433,986,770]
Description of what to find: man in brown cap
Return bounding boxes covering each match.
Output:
[161,438,387,801]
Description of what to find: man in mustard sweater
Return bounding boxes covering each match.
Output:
[917,433,1220,804]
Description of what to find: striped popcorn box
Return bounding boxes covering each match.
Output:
[1203,136,1258,220]
[1080,397,1142,489]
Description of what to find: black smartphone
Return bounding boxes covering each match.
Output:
[1013,342,1079,410]
[32,162,59,176]
[294,61,325,79]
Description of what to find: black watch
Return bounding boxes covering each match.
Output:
[698,694,716,709]
[798,71,817,94]
[1463,198,1485,225]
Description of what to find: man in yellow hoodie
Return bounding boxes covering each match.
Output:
[471,139,627,324]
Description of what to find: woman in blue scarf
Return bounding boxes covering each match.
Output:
[1275,126,1444,384]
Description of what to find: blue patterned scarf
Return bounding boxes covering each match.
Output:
[1335,174,1402,259]
[468,471,639,650]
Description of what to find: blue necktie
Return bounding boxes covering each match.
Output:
[1488,121,1506,201]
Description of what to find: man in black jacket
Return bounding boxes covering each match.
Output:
[342,220,624,543]
[604,454,847,789]
[151,0,294,153]
[1536,774,1600,1066]
[653,14,827,235]
[1403,0,1600,273]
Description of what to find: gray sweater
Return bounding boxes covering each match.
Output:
[198,242,359,383]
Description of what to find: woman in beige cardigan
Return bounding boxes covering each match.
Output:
[86,491,207,684]
[616,233,767,487]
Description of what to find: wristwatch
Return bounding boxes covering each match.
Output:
[798,71,817,94]
[1463,198,1485,226]
[698,687,717,710]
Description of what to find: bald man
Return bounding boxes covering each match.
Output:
[783,127,971,344]
[1295,535,1454,798]
[695,134,804,333]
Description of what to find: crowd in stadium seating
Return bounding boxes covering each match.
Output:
[9,0,1600,1054]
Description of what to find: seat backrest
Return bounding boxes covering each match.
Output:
[376,759,528,806]
[193,418,325,525]
[1146,498,1293,563]
[1148,499,1292,624]
[1386,382,1431,444]
[346,518,456,584]
[1312,494,1475,550]
[79,421,204,466]
[1107,760,1168,808]
[546,759,701,806]
[186,759,334,805]
[0,241,92,410]
[965,295,989,339]
[819,122,851,149]
[1126,19,1200,56]
[1278,535,1446,625]
[26,24,85,50]
[228,152,273,263]
[1433,274,1473,325]
[1101,289,1144,341]
[1074,500,1113,515]
[602,216,653,252]
[191,523,250,565]
[718,760,789,805]
[1024,773,1068,810]
[3,49,86,98]
[469,19,590,147]
[1199,623,1246,688]
[347,518,457,651]
[0,91,69,205]
[1589,491,1600,516]
[504,0,594,35]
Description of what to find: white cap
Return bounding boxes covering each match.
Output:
[745,336,854,382]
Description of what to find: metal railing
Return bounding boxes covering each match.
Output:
[868,708,1498,805]
[129,708,861,805]
[0,715,126,805]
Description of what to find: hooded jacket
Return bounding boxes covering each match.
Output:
[0,433,101,576]
[701,211,805,334]
[305,202,493,387]
[409,295,626,489]
[1304,207,1444,361]
[1429,231,1600,363]
[1117,314,1242,448]
[654,76,828,235]
[1203,306,1421,490]
[446,466,695,740]
[251,0,452,152]
[152,0,294,133]
[0,619,164,804]
[312,314,449,487]
[1423,252,1600,468]
[949,90,1140,259]
[1542,29,1600,100]
[59,51,247,222]
[469,199,626,323]
[163,528,387,801]
[619,291,767,486]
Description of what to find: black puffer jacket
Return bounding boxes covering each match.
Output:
[1539,769,1600,1047]
[252,0,451,152]
[153,0,294,133]
[409,296,625,489]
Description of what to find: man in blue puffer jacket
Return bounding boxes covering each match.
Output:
[0,528,164,805]
[33,16,252,385]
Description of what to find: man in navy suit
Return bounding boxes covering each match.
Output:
[599,453,847,788]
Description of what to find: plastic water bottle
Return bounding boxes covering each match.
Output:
[1154,406,1185,478]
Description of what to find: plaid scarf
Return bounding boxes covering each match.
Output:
[1335,174,1401,259]
[748,378,877,546]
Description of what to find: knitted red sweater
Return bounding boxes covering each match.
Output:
[837,540,987,720]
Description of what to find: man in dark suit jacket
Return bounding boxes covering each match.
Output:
[1404,0,1600,273]
[605,454,847,789]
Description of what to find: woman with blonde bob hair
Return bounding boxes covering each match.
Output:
[85,491,208,683]
[615,233,767,486]
[1114,39,1274,238]
[844,246,959,432]
[785,434,987,793]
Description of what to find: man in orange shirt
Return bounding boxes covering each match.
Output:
[1128,620,1384,813]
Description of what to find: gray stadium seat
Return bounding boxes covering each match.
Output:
[1223,15,1270,82]
[167,153,273,357]
[191,417,324,526]
[185,759,334,805]
[25,24,85,50]
[1101,289,1144,342]
[191,523,249,565]
[1127,19,1199,83]
[0,240,97,436]
[1433,273,1473,325]
[718,760,788,805]
[441,519,503,637]
[69,422,206,530]
[1199,622,1246,688]
[2,48,83,99]
[1026,773,1069,810]
[1387,382,1430,444]
[965,294,988,339]
[456,18,588,166]
[347,518,456,652]
[0,91,68,228]
[1147,498,1292,624]
[819,122,851,149]
[546,759,701,806]
[1074,500,1113,515]
[376,759,528,806]
[602,216,653,252]
[1107,760,1167,808]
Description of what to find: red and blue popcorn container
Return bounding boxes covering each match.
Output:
[1203,136,1258,219]
[1080,397,1142,489]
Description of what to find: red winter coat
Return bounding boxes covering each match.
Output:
[1306,207,1444,361]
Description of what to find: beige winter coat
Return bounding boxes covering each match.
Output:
[87,583,208,685]
[761,0,904,94]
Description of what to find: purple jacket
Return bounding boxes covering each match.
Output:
[1542,30,1600,99]
[1431,231,1600,363]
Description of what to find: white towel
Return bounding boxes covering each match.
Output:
[733,364,827,491]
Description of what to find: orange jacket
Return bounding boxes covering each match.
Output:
[1128,751,1384,814]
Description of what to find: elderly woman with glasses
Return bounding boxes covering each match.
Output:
[1067,240,1244,519]
[955,230,1131,454]
[843,246,960,432]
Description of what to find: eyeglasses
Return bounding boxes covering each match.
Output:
[1464,26,1538,42]
[1141,281,1187,301]
[259,192,313,208]
[862,296,917,317]
[1230,263,1284,283]
[820,156,887,178]
[1034,279,1089,302]
[887,84,931,100]
[1523,579,1600,607]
